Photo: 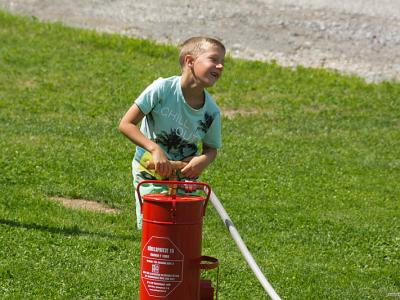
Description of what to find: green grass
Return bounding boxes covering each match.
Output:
[1,10,399,299]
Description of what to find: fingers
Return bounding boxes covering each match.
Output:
[180,156,206,179]
[181,164,200,179]
[148,156,200,179]
[155,160,173,177]
[180,164,191,178]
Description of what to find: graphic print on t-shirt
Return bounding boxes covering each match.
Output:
[155,128,197,159]
[155,112,215,160]
[198,112,215,133]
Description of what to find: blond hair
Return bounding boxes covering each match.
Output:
[179,37,225,67]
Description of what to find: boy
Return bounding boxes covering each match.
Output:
[119,36,225,229]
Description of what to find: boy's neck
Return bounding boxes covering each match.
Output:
[180,74,205,109]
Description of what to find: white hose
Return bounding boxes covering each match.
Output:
[209,190,282,300]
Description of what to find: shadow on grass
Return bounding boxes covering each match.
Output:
[0,218,138,241]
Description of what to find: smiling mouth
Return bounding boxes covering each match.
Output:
[210,71,219,78]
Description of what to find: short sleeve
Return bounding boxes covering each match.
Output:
[134,78,163,114]
[202,112,222,149]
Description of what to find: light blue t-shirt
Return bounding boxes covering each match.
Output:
[133,76,221,176]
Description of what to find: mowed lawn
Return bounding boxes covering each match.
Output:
[1,10,399,299]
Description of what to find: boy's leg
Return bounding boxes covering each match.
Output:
[133,178,167,230]
[132,159,167,230]
[133,184,143,230]
[132,160,144,230]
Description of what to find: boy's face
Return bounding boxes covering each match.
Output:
[188,46,225,87]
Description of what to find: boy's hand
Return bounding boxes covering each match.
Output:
[151,146,172,178]
[181,147,217,179]
[180,156,207,179]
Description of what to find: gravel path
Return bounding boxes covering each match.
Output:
[1,0,399,82]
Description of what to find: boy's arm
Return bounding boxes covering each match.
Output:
[118,103,172,177]
[180,145,218,179]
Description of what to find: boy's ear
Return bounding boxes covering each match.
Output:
[184,54,195,67]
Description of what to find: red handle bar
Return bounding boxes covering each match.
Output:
[136,180,211,215]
